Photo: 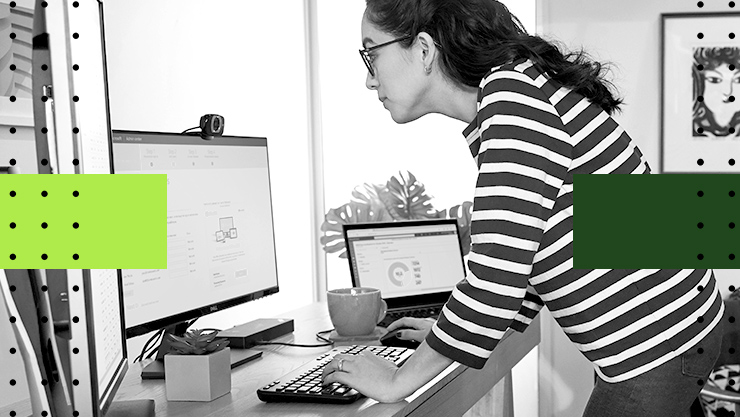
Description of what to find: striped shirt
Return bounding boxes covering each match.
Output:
[425,59,725,383]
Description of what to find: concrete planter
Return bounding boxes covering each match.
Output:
[164,347,231,402]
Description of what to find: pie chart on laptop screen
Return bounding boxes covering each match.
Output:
[387,261,411,287]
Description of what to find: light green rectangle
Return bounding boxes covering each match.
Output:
[0,174,166,269]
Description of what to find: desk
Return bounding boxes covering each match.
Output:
[1,302,539,417]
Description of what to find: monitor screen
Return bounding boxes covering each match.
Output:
[110,131,279,338]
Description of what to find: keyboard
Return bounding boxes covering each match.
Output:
[257,345,414,404]
[377,306,442,328]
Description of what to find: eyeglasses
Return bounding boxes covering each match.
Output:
[359,35,412,77]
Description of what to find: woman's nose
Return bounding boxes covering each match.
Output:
[366,71,378,90]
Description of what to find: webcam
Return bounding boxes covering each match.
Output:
[199,114,224,140]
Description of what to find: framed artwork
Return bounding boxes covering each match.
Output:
[660,12,740,173]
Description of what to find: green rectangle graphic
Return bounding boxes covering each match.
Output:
[574,174,739,269]
[0,174,166,269]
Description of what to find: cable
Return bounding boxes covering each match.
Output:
[180,126,199,134]
[252,329,335,348]
[134,328,164,363]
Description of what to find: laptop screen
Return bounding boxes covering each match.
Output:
[344,220,466,302]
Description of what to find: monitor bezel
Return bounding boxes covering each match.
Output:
[111,129,281,339]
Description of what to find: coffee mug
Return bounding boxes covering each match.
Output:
[327,287,387,336]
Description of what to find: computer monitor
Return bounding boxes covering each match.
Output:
[110,130,280,378]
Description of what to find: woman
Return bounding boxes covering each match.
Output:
[322,1,725,416]
[692,47,740,137]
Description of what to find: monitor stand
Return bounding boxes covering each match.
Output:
[140,322,263,380]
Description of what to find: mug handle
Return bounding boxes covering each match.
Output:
[376,299,387,325]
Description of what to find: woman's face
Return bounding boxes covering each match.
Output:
[361,13,431,124]
[703,63,740,127]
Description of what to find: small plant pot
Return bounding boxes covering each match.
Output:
[164,347,231,402]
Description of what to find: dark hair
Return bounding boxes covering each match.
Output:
[365,0,623,114]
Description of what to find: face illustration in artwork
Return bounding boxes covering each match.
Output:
[702,63,740,128]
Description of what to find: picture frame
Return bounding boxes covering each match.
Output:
[660,12,740,173]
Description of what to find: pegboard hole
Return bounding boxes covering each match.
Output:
[731,33,737,39]
[73,95,79,102]
[41,158,48,165]
[73,33,79,39]
[73,190,79,197]
[9,222,15,229]
[42,222,48,229]
[697,222,704,229]
[41,64,48,71]
[731,191,736,197]
[73,348,79,354]
[697,254,704,260]
[41,316,48,323]
[9,33,16,40]
[72,316,79,323]
[9,285,15,292]
[697,0,704,6]
[8,190,14,197]
[73,254,80,260]
[698,347,704,354]
[9,64,16,71]
[731,285,737,292]
[731,222,736,229]
[9,96,16,102]
[73,158,79,166]
[697,127,704,134]
[72,64,79,71]
[698,285,704,291]
[697,159,705,166]
[41,127,48,134]
[9,254,16,260]
[73,1,79,6]
[731,316,736,323]
[73,285,79,292]
[697,95,704,102]
[73,222,80,229]
[73,127,79,134]
[41,254,48,260]
[9,158,16,165]
[9,347,16,354]
[41,190,48,197]
[697,316,705,323]
[41,285,47,292]
[697,33,704,39]
[9,127,16,134]
[73,379,79,386]
[697,190,704,197]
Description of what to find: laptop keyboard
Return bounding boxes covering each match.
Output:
[257,345,414,404]
[377,306,442,328]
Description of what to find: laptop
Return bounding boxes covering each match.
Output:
[343,219,467,328]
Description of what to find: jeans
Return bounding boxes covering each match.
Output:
[582,320,724,417]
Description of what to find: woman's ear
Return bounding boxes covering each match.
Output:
[416,31,437,74]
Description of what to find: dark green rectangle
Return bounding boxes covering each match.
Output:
[574,174,739,269]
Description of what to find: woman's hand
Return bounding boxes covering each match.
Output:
[321,351,405,403]
[385,317,436,343]
[321,341,455,403]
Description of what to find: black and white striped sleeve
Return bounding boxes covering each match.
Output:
[425,69,571,368]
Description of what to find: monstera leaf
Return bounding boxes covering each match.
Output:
[320,171,473,259]
[448,201,474,256]
[320,198,392,258]
[378,171,446,220]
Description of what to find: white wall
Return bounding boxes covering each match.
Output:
[537,1,740,416]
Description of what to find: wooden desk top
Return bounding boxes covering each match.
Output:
[1,302,540,417]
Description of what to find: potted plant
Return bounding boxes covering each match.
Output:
[321,171,473,258]
[164,329,231,402]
